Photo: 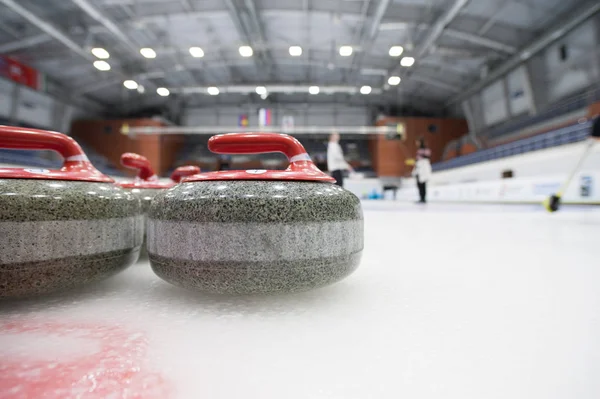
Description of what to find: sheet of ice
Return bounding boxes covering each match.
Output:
[1,202,600,399]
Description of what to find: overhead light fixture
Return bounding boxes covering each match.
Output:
[255,86,267,95]
[207,86,220,95]
[388,76,401,85]
[400,56,415,67]
[239,46,253,57]
[389,46,404,57]
[156,87,170,96]
[93,60,111,71]
[360,85,372,95]
[137,85,145,94]
[91,47,109,59]
[289,46,302,56]
[260,93,268,100]
[339,45,353,56]
[123,80,138,90]
[309,86,320,95]
[140,47,157,58]
[189,47,204,58]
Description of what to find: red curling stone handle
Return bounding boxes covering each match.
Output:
[208,133,312,163]
[170,165,201,183]
[0,125,90,167]
[121,152,156,181]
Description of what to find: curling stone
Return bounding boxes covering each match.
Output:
[147,133,364,294]
[117,153,199,248]
[0,126,143,298]
[118,152,200,213]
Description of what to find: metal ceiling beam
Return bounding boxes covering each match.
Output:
[349,0,390,77]
[410,76,461,92]
[477,1,507,36]
[0,34,52,53]
[69,0,166,91]
[418,58,471,77]
[448,0,600,106]
[223,0,271,76]
[0,22,21,38]
[0,0,93,61]
[74,59,388,95]
[128,9,521,37]
[169,84,383,95]
[415,0,470,59]
[367,0,390,40]
[444,28,516,54]
[389,0,470,77]
[241,0,276,74]
[70,0,138,53]
[179,0,193,11]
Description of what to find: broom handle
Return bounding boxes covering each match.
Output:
[558,138,596,195]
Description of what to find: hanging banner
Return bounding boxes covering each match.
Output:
[0,56,42,90]
[238,114,249,127]
[258,108,272,127]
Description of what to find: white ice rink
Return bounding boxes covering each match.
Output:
[1,202,600,399]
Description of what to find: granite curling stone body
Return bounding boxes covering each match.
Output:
[147,133,363,294]
[118,152,200,214]
[117,152,200,245]
[0,126,143,298]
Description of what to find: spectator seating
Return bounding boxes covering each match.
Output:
[433,121,591,172]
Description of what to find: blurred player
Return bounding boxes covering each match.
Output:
[413,137,432,203]
[327,132,354,187]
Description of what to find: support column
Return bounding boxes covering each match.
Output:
[462,99,483,149]
[520,64,538,115]
[525,55,549,112]
[502,76,512,118]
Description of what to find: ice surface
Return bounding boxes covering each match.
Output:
[1,202,600,399]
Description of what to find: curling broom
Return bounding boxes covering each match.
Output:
[544,137,597,212]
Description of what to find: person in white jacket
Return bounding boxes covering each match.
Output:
[412,137,432,203]
[327,132,354,187]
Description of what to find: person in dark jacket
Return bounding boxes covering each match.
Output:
[412,137,432,204]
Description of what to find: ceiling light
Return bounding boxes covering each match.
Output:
[140,47,157,58]
[400,56,415,67]
[389,46,404,57]
[360,85,372,95]
[123,80,138,90]
[388,76,401,85]
[255,86,267,95]
[207,86,220,95]
[260,93,268,100]
[91,47,109,59]
[309,86,320,95]
[339,45,353,56]
[239,46,253,57]
[156,87,170,96]
[289,46,302,56]
[137,85,145,94]
[189,47,204,58]
[93,60,111,71]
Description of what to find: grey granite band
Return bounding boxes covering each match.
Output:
[147,220,363,262]
[0,216,143,264]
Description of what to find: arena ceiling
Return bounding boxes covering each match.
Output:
[0,0,597,114]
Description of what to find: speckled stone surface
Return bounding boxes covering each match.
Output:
[147,180,363,294]
[127,188,161,214]
[0,249,139,298]
[0,179,143,298]
[125,188,163,249]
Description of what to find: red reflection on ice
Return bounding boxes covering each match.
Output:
[0,320,171,399]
